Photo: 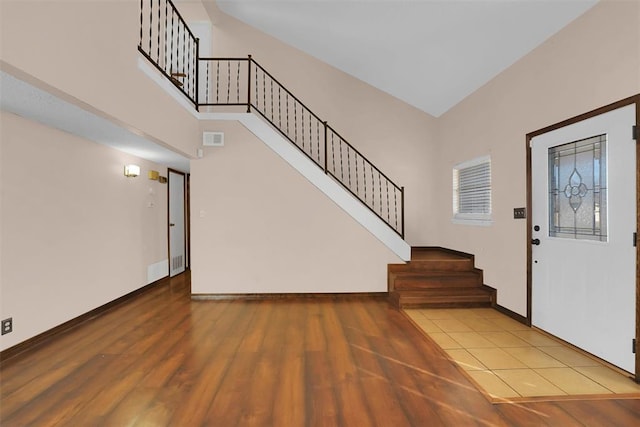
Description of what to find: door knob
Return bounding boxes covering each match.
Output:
[531,238,540,246]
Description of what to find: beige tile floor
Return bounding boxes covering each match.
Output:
[404,307,640,400]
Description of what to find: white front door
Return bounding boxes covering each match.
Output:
[169,170,186,277]
[531,104,636,373]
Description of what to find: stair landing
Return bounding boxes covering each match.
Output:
[388,247,496,309]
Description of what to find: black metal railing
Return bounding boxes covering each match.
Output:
[198,58,249,109]
[247,58,404,237]
[138,0,404,238]
[138,0,199,107]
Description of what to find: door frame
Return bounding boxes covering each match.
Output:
[168,168,187,277]
[525,94,640,380]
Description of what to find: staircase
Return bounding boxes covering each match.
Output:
[138,0,405,244]
[388,247,496,309]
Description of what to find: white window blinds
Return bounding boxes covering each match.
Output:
[453,156,492,223]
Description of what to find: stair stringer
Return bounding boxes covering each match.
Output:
[199,112,411,261]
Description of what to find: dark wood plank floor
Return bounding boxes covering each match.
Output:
[1,272,639,426]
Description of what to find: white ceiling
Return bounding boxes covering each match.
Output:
[216,0,598,117]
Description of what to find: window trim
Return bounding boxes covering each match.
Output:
[452,155,493,226]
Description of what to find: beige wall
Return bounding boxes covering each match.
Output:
[203,2,439,245]
[3,0,637,347]
[0,112,168,351]
[435,0,640,315]
[0,0,201,159]
[191,120,401,294]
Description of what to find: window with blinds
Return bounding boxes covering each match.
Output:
[453,155,492,224]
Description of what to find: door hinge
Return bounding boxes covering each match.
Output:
[633,125,638,140]
[634,338,637,354]
[634,232,637,247]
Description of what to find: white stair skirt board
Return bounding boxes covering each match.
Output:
[200,112,411,261]
[138,56,410,261]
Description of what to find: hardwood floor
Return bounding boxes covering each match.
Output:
[1,272,639,426]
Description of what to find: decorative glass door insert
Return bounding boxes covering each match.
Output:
[548,134,607,241]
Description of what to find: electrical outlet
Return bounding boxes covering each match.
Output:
[513,207,526,219]
[1,318,12,335]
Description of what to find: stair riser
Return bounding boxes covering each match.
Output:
[396,292,493,306]
[388,261,475,273]
[393,277,483,289]
[399,294,492,303]
[398,301,492,309]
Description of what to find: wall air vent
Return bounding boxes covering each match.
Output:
[203,131,224,147]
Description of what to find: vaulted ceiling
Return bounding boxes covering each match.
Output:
[216,0,598,117]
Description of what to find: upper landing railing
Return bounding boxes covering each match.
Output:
[138,0,404,238]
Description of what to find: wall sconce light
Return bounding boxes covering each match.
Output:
[124,164,140,177]
[148,170,159,180]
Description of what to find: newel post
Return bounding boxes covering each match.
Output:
[401,186,405,239]
[195,38,200,111]
[323,121,328,174]
[247,54,252,113]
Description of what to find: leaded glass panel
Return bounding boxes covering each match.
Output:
[548,134,607,241]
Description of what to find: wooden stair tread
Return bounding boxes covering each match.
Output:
[410,247,472,261]
[389,270,481,279]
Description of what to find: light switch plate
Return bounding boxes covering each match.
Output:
[514,207,526,219]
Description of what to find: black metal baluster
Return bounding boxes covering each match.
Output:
[227,61,231,103]
[346,145,351,188]
[236,61,241,102]
[139,0,143,48]
[157,0,160,61]
[363,159,367,202]
[386,180,390,222]
[189,37,198,101]
[355,152,358,196]
[371,165,375,210]
[316,121,320,164]
[216,61,220,103]
[286,93,289,137]
[394,187,398,230]
[183,25,186,90]
[278,87,281,128]
[164,0,168,69]
[294,103,298,146]
[149,0,153,54]
[378,172,382,215]
[339,138,344,180]
[184,35,188,94]
[206,62,210,103]
[262,71,266,114]
[301,109,305,151]
[331,132,336,174]
[170,9,174,74]
[270,80,274,121]
[309,115,313,159]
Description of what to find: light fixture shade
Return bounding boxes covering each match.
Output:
[124,164,140,177]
